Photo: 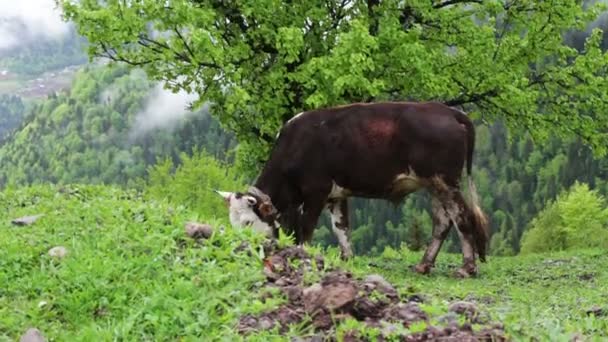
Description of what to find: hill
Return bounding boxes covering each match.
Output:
[1,184,607,341]
[0,65,235,188]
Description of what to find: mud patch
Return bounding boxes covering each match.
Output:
[237,245,508,341]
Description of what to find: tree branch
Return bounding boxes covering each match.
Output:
[174,26,197,63]
[97,42,156,66]
[444,89,499,106]
[433,0,482,9]
[367,0,380,35]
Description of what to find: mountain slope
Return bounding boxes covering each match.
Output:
[0,65,235,188]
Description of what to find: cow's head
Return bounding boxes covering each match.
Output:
[215,186,278,237]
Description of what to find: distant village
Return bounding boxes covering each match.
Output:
[0,65,80,98]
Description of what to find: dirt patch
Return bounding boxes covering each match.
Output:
[237,245,508,341]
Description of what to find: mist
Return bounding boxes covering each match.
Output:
[0,0,72,51]
[128,83,204,141]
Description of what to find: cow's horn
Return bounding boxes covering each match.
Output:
[214,190,232,200]
[247,186,271,202]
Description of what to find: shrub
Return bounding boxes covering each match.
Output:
[520,182,608,254]
[145,148,245,221]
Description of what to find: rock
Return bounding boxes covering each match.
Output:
[282,286,303,302]
[448,301,478,319]
[362,274,399,300]
[383,302,428,324]
[184,222,213,239]
[19,328,45,342]
[258,316,275,330]
[437,311,459,325]
[236,245,508,340]
[48,246,68,259]
[291,336,323,342]
[303,272,357,313]
[11,214,43,226]
[586,305,606,317]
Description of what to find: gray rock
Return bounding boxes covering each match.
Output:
[48,246,68,259]
[184,222,214,239]
[11,214,43,226]
[19,328,45,342]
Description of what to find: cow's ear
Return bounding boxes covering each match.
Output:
[245,195,257,206]
[258,202,274,218]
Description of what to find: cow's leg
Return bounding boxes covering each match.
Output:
[450,191,478,278]
[298,193,329,246]
[415,182,478,278]
[327,198,353,260]
[414,196,452,274]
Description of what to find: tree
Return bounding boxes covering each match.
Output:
[58,0,608,176]
[520,181,608,254]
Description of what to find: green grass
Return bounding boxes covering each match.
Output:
[1,184,607,341]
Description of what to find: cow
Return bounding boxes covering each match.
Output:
[216,101,490,277]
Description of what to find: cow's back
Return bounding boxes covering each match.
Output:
[268,101,469,198]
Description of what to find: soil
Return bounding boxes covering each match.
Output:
[237,245,509,341]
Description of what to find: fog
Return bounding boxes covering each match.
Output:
[128,83,204,140]
[0,0,71,51]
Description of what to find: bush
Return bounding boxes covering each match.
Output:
[520,182,608,254]
[145,148,245,221]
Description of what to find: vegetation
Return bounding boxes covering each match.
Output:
[2,0,608,340]
[0,184,269,340]
[0,65,236,188]
[145,149,245,219]
[2,62,608,257]
[2,185,607,341]
[59,0,608,175]
[0,94,25,142]
[520,182,608,254]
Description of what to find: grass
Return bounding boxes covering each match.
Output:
[1,184,607,341]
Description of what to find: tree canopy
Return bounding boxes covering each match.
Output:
[58,0,608,173]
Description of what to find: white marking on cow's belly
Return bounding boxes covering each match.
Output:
[328,181,351,199]
[392,172,423,195]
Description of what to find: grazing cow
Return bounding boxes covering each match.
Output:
[216,101,490,277]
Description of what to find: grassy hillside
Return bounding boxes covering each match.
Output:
[2,184,606,341]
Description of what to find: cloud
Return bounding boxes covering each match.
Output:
[0,0,72,51]
[128,83,204,140]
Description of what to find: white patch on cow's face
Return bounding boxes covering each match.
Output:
[216,191,274,237]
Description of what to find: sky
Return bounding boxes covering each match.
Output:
[0,0,72,51]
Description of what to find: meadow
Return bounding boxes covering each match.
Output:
[2,184,606,341]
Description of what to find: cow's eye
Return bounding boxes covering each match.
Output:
[243,220,253,226]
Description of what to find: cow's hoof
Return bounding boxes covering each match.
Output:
[414,263,433,275]
[340,250,354,261]
[454,265,478,278]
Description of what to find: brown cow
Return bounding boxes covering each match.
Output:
[216,101,490,277]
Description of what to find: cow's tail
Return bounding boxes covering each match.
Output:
[452,108,490,262]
